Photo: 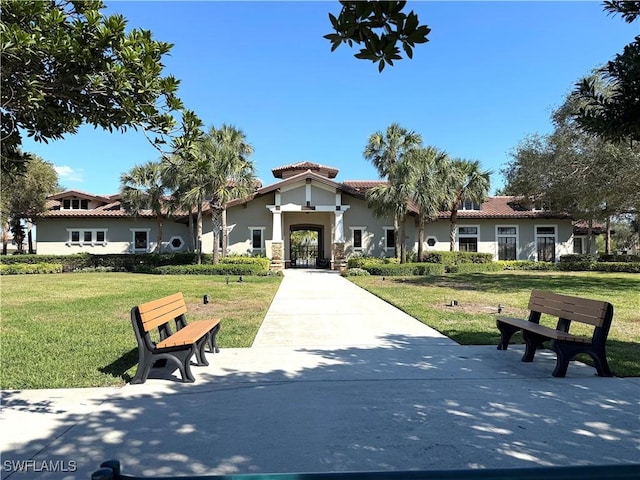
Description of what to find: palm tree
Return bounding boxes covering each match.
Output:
[120,161,169,253]
[441,159,491,252]
[184,125,256,264]
[364,123,423,177]
[366,160,415,263]
[208,124,255,258]
[408,147,450,261]
[364,123,422,260]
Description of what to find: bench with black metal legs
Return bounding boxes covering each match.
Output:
[130,292,221,384]
[496,289,614,377]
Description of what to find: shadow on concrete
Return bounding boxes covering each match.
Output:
[2,334,639,479]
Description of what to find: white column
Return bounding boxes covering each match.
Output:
[334,210,344,243]
[272,211,282,242]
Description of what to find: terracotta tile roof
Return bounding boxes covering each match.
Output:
[272,161,339,179]
[342,180,387,191]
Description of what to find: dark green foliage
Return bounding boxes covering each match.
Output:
[347,256,399,269]
[558,254,640,273]
[497,261,556,271]
[422,251,494,266]
[324,1,430,72]
[573,1,640,142]
[360,262,445,276]
[447,263,503,274]
[0,263,63,275]
[154,264,265,276]
[1,0,183,174]
[0,253,92,271]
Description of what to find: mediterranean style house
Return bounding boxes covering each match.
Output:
[36,161,590,268]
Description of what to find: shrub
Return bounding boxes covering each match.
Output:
[360,262,445,276]
[0,263,63,275]
[219,256,271,271]
[422,251,494,266]
[558,261,640,273]
[154,263,265,275]
[497,261,556,271]
[596,254,640,263]
[0,253,92,271]
[344,268,371,276]
[347,256,398,269]
[447,262,503,274]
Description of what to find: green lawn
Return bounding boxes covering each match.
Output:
[2,270,638,389]
[1,273,282,389]
[350,271,640,377]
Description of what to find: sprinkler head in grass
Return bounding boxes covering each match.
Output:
[238,275,243,283]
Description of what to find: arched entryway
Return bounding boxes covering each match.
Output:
[289,225,328,268]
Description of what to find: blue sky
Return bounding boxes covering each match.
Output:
[20,1,638,196]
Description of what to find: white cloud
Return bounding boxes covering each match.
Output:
[54,165,84,183]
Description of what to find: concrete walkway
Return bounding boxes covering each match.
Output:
[2,269,639,479]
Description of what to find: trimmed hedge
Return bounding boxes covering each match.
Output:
[497,261,556,271]
[447,262,504,274]
[154,264,267,275]
[0,253,92,271]
[347,256,399,269]
[0,263,63,275]
[557,261,640,273]
[422,251,494,265]
[360,262,445,276]
[0,253,270,273]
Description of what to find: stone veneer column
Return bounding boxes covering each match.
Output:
[332,242,346,271]
[270,241,284,272]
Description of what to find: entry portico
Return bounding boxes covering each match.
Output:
[225,162,358,270]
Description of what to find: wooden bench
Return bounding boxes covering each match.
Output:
[130,292,221,384]
[496,289,614,377]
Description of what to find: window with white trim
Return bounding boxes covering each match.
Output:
[130,229,150,252]
[426,236,437,248]
[66,228,108,247]
[573,236,587,254]
[350,227,366,250]
[383,227,394,250]
[458,226,479,252]
[535,225,557,262]
[496,225,518,260]
[458,200,481,211]
[168,236,184,251]
[62,198,89,210]
[249,227,265,251]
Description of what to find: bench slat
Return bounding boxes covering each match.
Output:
[156,320,215,348]
[138,293,188,332]
[529,290,607,327]
[496,317,591,344]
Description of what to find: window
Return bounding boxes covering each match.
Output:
[383,227,395,250]
[62,198,89,210]
[249,227,265,251]
[458,226,479,252]
[67,229,108,246]
[497,226,517,261]
[130,229,150,252]
[573,236,586,254]
[350,227,366,250]
[458,200,481,211]
[426,237,436,248]
[459,237,478,252]
[536,225,557,262]
[168,236,184,251]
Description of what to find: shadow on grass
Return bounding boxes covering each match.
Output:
[398,272,640,294]
[99,348,137,383]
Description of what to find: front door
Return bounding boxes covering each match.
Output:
[289,225,325,268]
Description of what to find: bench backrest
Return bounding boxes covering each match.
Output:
[137,292,187,333]
[528,290,612,328]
